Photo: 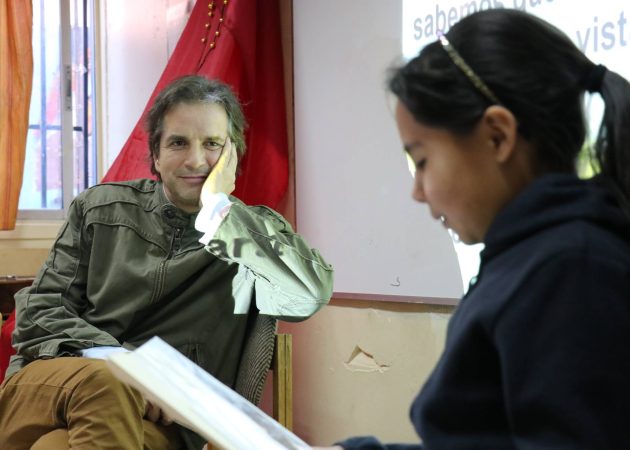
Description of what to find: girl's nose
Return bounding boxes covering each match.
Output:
[411,176,426,203]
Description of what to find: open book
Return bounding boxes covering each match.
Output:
[106,336,311,450]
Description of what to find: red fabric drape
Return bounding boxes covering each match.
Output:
[102,0,288,209]
[0,310,16,382]
[0,0,34,230]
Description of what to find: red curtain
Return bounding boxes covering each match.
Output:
[0,311,16,382]
[102,0,288,209]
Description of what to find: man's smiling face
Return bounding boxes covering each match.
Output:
[154,101,229,213]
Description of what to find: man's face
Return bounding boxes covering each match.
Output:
[155,102,229,213]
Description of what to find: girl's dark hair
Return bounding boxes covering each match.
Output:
[388,9,630,203]
[146,75,247,179]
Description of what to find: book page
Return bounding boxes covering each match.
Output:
[107,336,311,450]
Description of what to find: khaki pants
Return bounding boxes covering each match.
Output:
[0,357,182,450]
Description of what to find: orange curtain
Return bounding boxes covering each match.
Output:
[0,0,33,230]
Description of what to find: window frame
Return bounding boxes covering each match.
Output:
[18,0,98,221]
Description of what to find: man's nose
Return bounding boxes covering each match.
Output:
[186,142,207,168]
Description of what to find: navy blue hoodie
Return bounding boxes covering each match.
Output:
[340,174,630,450]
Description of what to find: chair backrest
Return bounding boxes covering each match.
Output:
[207,315,293,449]
[234,313,277,406]
[233,312,293,429]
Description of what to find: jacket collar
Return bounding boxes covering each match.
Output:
[154,181,198,229]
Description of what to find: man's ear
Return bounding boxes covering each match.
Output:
[481,105,518,164]
[153,152,162,174]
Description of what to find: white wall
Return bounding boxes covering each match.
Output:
[293,0,463,301]
[98,0,191,171]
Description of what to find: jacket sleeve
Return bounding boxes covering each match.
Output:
[494,250,630,448]
[12,196,120,361]
[202,201,334,321]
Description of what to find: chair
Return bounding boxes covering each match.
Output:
[233,312,293,428]
[272,332,293,430]
[205,313,293,449]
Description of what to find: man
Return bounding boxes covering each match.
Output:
[0,75,334,449]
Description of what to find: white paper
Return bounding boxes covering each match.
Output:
[106,337,310,450]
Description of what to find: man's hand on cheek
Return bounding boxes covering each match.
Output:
[200,137,237,207]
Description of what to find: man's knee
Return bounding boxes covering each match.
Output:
[74,359,121,389]
[70,359,145,413]
[31,429,69,450]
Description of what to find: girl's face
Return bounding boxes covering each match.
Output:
[394,100,517,244]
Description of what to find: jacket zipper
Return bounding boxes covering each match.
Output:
[150,227,183,303]
[172,227,183,253]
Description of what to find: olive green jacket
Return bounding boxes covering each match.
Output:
[8,179,334,385]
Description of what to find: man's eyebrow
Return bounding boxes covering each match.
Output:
[165,134,187,141]
[205,135,227,141]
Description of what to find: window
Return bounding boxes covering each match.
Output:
[19,0,97,219]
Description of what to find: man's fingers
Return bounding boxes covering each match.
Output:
[223,136,236,169]
[146,400,173,425]
[161,410,174,426]
[226,137,237,171]
[209,136,233,174]
[200,135,237,200]
[145,401,162,423]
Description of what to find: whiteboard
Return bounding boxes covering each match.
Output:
[294,0,630,301]
[293,0,463,301]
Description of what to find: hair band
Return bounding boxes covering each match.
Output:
[437,31,501,105]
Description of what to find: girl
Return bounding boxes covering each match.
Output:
[319,8,630,450]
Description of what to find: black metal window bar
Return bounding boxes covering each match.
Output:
[23,0,96,212]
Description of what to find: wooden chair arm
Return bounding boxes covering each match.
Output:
[272,333,292,430]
